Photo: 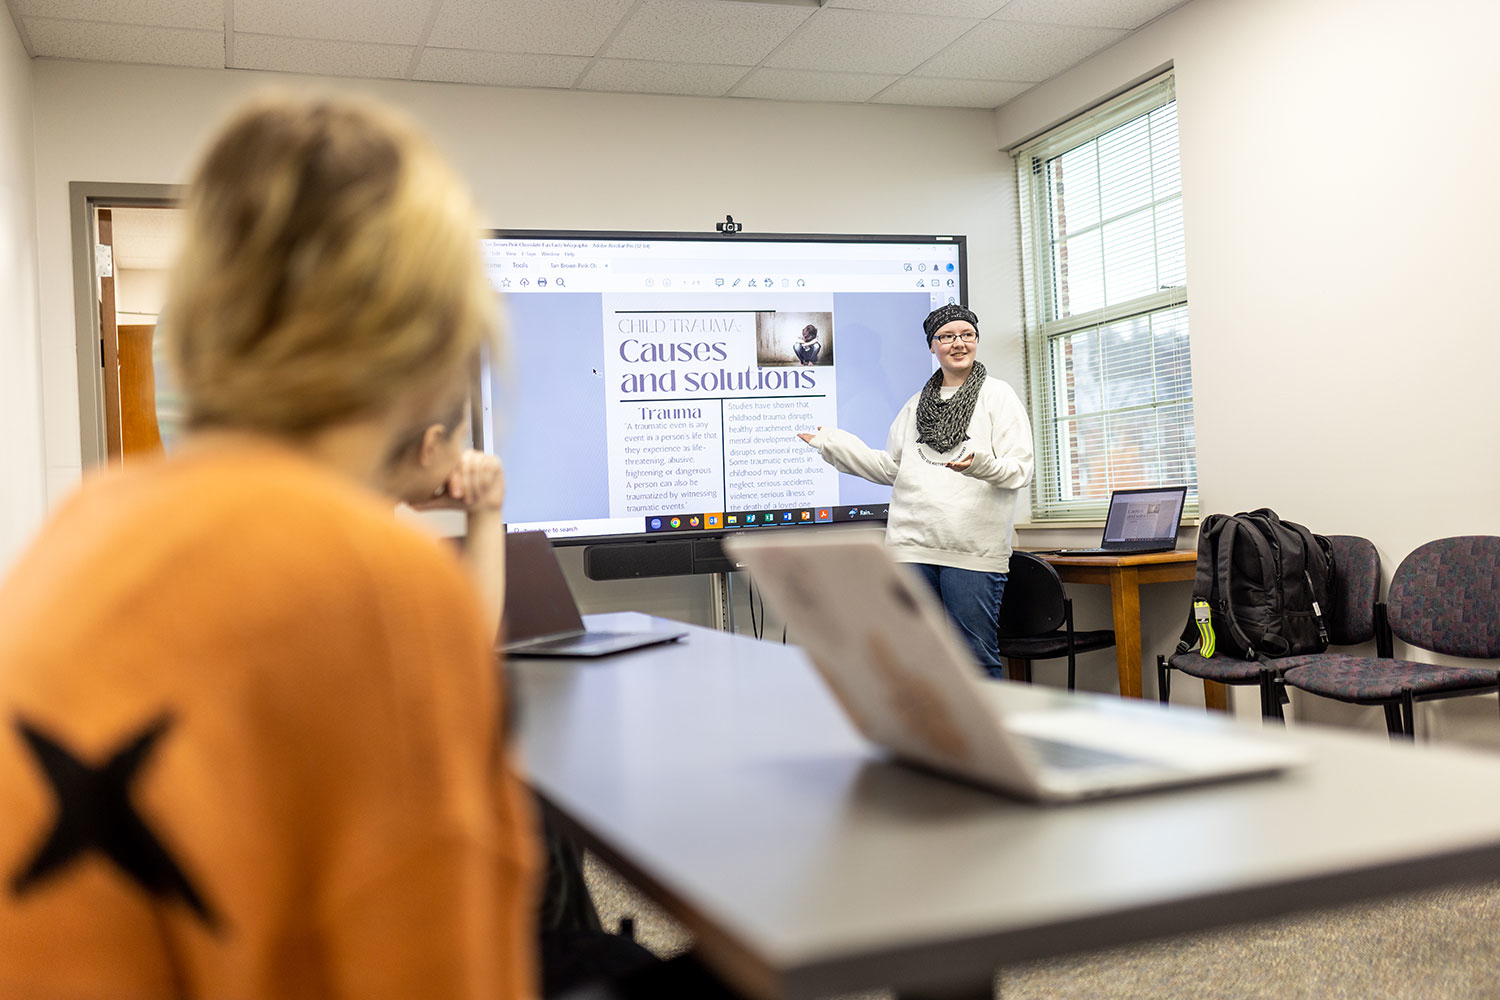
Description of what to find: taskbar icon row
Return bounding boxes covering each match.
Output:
[643,504,889,533]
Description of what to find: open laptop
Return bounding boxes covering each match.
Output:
[725,532,1304,802]
[1048,486,1188,556]
[500,531,687,657]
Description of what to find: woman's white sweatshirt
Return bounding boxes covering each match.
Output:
[808,379,1034,573]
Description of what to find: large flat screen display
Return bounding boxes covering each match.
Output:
[478,231,966,545]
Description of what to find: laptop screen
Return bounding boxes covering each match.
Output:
[502,531,587,643]
[1102,487,1187,544]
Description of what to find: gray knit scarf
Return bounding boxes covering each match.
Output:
[915,361,986,455]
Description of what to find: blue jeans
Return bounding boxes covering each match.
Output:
[908,564,1007,678]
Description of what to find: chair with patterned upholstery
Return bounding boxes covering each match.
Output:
[995,551,1115,691]
[1157,535,1383,716]
[1271,535,1500,738]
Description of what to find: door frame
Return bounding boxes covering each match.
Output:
[69,181,181,469]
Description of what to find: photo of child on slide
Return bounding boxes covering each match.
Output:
[757,311,833,368]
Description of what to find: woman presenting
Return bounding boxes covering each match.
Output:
[798,304,1033,676]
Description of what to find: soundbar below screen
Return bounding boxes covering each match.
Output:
[478,233,965,543]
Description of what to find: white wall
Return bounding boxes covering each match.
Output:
[996,0,1500,741]
[115,266,168,325]
[26,61,1019,628]
[0,15,43,573]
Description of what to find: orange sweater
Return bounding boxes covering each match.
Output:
[0,443,537,1000]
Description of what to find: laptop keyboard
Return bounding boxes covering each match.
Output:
[518,633,609,652]
[515,631,649,653]
[1019,735,1145,771]
[512,636,584,652]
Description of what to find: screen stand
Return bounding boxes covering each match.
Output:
[710,571,735,634]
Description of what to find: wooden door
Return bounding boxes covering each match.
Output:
[117,323,162,456]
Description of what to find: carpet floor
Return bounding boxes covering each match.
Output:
[584,854,1500,999]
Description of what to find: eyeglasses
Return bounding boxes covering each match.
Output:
[933,331,977,345]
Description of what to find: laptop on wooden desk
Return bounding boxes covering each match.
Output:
[1042,486,1188,557]
[727,531,1303,803]
[500,531,686,657]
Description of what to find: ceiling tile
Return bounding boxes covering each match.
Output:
[111,207,184,271]
[916,19,1125,81]
[233,34,413,79]
[825,0,1006,16]
[14,0,221,31]
[25,17,223,66]
[763,8,976,75]
[579,59,748,98]
[414,48,589,89]
[111,206,182,237]
[733,67,897,104]
[427,0,636,57]
[233,0,432,46]
[605,0,814,66]
[993,0,1187,30]
[872,75,1031,108]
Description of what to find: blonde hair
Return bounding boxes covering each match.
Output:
[164,94,495,436]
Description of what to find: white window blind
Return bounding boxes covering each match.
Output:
[1015,74,1196,522]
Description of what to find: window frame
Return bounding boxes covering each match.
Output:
[1014,73,1197,523]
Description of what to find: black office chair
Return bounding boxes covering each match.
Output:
[1159,534,1381,716]
[994,551,1115,691]
[1270,535,1500,738]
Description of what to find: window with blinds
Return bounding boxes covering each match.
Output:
[1015,74,1196,522]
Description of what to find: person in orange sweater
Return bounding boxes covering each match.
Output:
[0,96,538,999]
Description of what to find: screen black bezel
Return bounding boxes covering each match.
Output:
[475,228,969,547]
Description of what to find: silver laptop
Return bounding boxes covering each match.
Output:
[726,532,1304,802]
[501,531,686,657]
[1048,486,1187,556]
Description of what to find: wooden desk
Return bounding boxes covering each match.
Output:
[1028,549,1196,701]
[513,614,1500,1000]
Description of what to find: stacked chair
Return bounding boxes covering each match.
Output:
[1159,534,1384,716]
[1267,535,1500,738]
[995,551,1115,691]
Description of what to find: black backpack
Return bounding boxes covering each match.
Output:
[1177,508,1335,661]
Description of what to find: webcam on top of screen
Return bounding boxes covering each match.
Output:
[715,214,743,235]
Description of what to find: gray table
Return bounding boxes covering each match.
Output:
[511,613,1500,1000]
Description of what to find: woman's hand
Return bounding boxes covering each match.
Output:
[946,453,975,472]
[797,427,822,445]
[414,450,504,513]
[413,450,506,636]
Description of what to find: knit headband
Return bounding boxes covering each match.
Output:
[923,304,979,343]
